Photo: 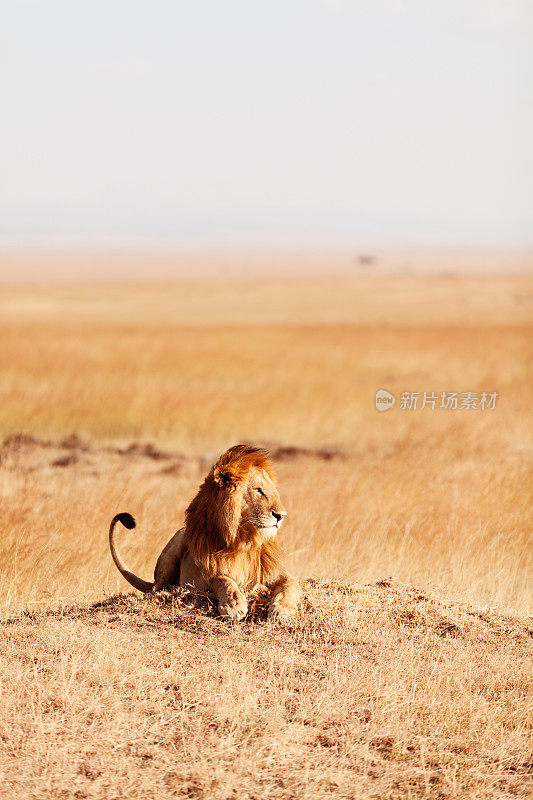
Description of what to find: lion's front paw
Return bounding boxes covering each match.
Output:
[219,590,248,621]
[268,599,297,624]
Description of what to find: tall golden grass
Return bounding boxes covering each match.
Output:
[1,272,532,799]
[0,273,531,613]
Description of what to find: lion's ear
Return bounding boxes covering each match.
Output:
[213,465,238,489]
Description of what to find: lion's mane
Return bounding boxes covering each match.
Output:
[183,444,283,586]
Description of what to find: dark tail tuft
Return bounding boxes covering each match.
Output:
[116,512,135,529]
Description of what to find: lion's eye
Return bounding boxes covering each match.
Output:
[254,487,265,496]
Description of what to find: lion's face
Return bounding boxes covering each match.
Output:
[240,466,287,539]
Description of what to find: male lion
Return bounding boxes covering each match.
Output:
[108,444,300,621]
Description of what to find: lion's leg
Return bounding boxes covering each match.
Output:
[153,529,185,591]
[179,551,210,593]
[268,574,300,621]
[212,576,248,621]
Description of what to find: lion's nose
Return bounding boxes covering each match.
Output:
[272,511,286,523]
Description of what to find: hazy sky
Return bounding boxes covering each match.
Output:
[1,0,532,247]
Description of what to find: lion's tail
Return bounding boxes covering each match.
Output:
[108,513,154,593]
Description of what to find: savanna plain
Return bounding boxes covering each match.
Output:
[0,259,532,799]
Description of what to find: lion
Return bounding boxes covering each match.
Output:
[108,444,300,621]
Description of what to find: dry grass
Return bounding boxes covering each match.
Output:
[1,580,531,799]
[0,318,531,612]
[1,273,532,326]
[0,428,531,615]
[0,271,532,798]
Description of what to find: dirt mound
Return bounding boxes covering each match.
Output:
[2,578,531,800]
[1,433,348,475]
[7,578,531,646]
[1,432,53,451]
[114,442,175,460]
[256,442,347,461]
